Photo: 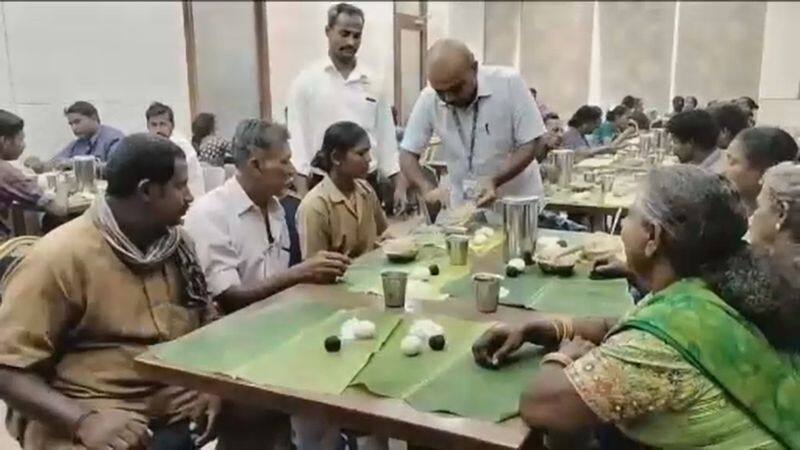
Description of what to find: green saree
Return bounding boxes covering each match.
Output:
[611,279,800,448]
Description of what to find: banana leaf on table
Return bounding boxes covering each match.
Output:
[343,245,469,301]
[228,308,401,395]
[441,265,633,317]
[351,314,543,422]
[406,345,543,422]
[150,301,338,373]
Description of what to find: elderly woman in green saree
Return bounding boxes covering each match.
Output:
[473,164,800,449]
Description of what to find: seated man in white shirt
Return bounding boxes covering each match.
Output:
[183,119,350,450]
[146,102,206,199]
[399,39,548,217]
[287,2,405,210]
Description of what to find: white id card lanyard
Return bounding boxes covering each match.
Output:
[452,99,481,201]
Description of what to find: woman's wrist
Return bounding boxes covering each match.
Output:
[524,319,573,349]
[540,352,574,368]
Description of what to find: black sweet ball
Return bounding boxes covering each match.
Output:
[429,334,446,351]
[324,335,341,352]
[557,239,568,248]
[506,265,520,278]
[429,264,440,276]
[523,251,534,266]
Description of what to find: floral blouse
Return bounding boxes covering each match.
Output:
[564,329,783,449]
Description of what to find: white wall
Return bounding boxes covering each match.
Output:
[192,2,261,140]
[447,2,485,62]
[757,2,800,131]
[426,2,485,69]
[0,1,191,159]
[266,1,395,123]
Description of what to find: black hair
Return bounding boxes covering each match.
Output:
[735,127,799,170]
[529,87,538,97]
[606,105,629,122]
[145,102,174,124]
[64,101,99,121]
[105,133,185,198]
[231,118,290,168]
[568,105,602,128]
[672,95,684,103]
[543,112,560,121]
[739,96,759,111]
[709,103,749,139]
[621,95,636,109]
[631,109,651,130]
[311,121,369,173]
[327,2,364,28]
[191,112,216,150]
[702,244,800,352]
[0,110,24,139]
[665,109,719,150]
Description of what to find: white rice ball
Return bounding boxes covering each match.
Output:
[408,319,445,340]
[508,258,526,271]
[340,317,361,340]
[400,335,423,356]
[409,266,430,280]
[477,227,495,238]
[353,320,376,339]
[473,234,488,245]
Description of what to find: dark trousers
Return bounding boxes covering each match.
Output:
[215,401,292,450]
[151,420,195,450]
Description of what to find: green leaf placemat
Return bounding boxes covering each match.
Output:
[528,278,632,317]
[352,315,491,399]
[442,266,632,317]
[343,245,470,301]
[406,345,543,422]
[150,302,337,373]
[228,308,401,395]
[352,315,543,422]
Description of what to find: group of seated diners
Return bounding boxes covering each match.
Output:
[0,6,799,449]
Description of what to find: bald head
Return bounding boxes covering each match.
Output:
[427,39,478,108]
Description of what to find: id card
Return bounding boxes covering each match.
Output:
[462,178,480,201]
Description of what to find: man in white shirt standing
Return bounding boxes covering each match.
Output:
[287,3,403,208]
[399,39,548,214]
[184,119,350,450]
[146,102,206,199]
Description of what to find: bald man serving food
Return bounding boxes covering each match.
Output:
[399,39,548,212]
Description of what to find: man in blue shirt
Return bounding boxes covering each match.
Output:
[52,101,124,163]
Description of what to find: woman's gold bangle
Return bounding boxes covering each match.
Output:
[540,351,574,368]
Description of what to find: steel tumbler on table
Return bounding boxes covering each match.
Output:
[73,156,97,193]
[550,149,575,187]
[381,271,408,308]
[499,195,540,263]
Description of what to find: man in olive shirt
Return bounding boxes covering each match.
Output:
[0,134,218,450]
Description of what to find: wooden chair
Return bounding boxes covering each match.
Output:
[0,235,40,301]
[7,202,43,237]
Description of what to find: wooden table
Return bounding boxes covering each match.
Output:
[136,229,624,449]
[138,283,549,449]
[140,227,619,449]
